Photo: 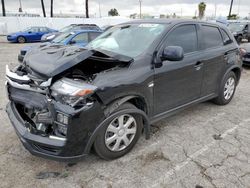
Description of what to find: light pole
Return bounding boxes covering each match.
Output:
[139,0,142,19]
[18,0,22,12]
[98,0,101,18]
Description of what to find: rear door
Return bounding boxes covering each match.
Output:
[153,24,204,115]
[199,25,227,96]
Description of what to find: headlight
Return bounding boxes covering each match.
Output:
[51,78,97,107]
[46,34,55,40]
[232,32,237,36]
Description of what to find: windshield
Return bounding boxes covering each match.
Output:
[52,32,75,44]
[87,23,168,58]
[228,23,246,32]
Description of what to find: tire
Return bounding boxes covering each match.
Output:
[248,37,250,42]
[17,36,26,43]
[94,102,143,160]
[213,71,237,105]
[237,36,242,44]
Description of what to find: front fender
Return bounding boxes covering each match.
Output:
[84,108,150,154]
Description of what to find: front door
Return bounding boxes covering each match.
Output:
[153,24,204,115]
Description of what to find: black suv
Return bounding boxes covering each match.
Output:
[228,22,250,43]
[6,20,242,161]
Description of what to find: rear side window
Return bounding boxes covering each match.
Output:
[221,29,232,44]
[201,25,223,49]
[166,25,198,54]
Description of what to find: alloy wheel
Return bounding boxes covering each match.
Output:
[224,77,235,100]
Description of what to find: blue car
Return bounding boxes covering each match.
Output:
[7,26,57,43]
[18,30,102,62]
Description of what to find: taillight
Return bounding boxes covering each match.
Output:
[239,48,247,57]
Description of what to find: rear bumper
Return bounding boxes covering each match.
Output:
[6,102,88,162]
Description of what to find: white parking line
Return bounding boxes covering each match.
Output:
[150,118,250,187]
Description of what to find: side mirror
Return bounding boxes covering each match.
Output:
[28,31,32,34]
[161,46,184,61]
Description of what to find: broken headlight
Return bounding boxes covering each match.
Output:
[50,78,97,107]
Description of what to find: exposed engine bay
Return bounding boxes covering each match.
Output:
[6,46,131,140]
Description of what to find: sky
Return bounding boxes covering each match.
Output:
[1,0,250,18]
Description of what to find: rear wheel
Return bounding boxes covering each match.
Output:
[248,37,250,42]
[213,71,237,105]
[94,103,143,160]
[17,36,26,43]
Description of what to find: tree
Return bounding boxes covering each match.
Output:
[108,8,119,16]
[85,0,89,18]
[1,0,6,16]
[50,0,53,17]
[198,2,206,20]
[228,14,238,20]
[41,0,46,17]
[228,0,234,19]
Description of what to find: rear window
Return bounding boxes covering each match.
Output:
[201,25,223,49]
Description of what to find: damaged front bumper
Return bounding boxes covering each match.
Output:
[5,66,105,162]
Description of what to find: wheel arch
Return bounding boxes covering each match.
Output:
[17,35,26,42]
[84,95,151,154]
[230,66,241,85]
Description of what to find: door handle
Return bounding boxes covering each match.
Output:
[194,61,203,70]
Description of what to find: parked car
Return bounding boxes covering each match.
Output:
[41,24,101,42]
[240,43,250,65]
[101,25,114,31]
[7,27,57,43]
[228,22,250,43]
[6,19,242,161]
[18,30,102,62]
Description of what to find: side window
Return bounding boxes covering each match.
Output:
[30,27,39,32]
[71,33,88,43]
[166,25,198,54]
[89,32,100,41]
[201,25,223,49]
[39,27,48,32]
[221,29,232,45]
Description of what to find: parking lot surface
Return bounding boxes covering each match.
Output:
[1,36,250,188]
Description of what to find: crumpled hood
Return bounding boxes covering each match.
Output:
[24,44,94,78]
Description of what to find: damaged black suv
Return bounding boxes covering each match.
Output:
[6,20,242,161]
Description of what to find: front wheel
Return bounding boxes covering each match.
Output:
[17,36,26,43]
[213,71,237,105]
[94,103,143,160]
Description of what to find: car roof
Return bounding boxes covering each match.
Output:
[123,19,223,27]
[70,30,102,34]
